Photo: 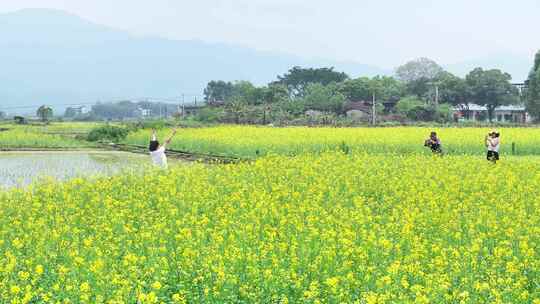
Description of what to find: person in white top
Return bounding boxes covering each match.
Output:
[149,128,177,168]
[485,130,500,163]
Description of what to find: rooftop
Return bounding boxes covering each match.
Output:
[454,104,526,111]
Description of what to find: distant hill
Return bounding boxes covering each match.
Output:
[0,8,388,114]
[1,8,532,115]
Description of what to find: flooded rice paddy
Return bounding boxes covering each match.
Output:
[0,151,148,189]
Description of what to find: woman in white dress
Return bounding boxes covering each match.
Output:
[149,128,177,168]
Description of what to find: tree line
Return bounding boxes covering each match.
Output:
[65,101,179,121]
[526,51,540,120]
[4,52,538,124]
[203,55,540,123]
[5,101,182,123]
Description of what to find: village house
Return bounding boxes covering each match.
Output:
[178,104,205,116]
[71,105,89,115]
[64,105,90,118]
[344,101,372,121]
[453,104,532,123]
[134,107,152,118]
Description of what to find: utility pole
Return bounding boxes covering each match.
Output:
[435,85,439,105]
[182,94,185,119]
[372,92,376,125]
[263,102,267,125]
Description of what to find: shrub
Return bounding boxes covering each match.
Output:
[435,103,453,122]
[137,120,169,130]
[123,120,172,133]
[87,125,129,142]
[14,116,28,125]
[195,107,224,123]
[395,97,453,122]
[407,105,436,121]
[395,96,425,115]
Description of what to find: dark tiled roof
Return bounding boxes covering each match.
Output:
[344,101,371,112]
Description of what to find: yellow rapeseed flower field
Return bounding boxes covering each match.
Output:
[1,149,540,302]
[0,124,94,149]
[125,126,540,158]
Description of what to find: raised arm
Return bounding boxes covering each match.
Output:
[486,137,497,148]
[163,128,177,147]
[151,129,157,141]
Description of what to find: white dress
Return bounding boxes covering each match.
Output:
[150,146,168,168]
[488,138,500,152]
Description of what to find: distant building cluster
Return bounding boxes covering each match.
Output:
[64,105,89,118]
[453,104,532,123]
[135,107,152,118]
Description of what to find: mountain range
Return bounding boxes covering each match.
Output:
[0,8,533,114]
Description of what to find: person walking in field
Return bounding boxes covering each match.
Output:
[149,128,177,168]
[424,131,443,155]
[485,130,500,163]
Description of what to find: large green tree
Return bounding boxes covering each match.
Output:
[526,51,540,121]
[466,68,519,122]
[338,77,371,101]
[396,58,445,98]
[211,81,287,107]
[274,66,349,98]
[339,76,404,102]
[436,72,469,106]
[231,81,266,106]
[204,80,234,103]
[432,72,471,118]
[225,97,248,124]
[370,76,405,102]
[303,83,346,115]
[36,105,53,122]
[263,84,289,104]
[396,57,445,82]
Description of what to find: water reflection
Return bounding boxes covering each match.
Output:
[0,151,147,189]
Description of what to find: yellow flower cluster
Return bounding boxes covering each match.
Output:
[1,151,540,302]
[125,126,540,158]
[0,123,94,149]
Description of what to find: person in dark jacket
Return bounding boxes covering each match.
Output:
[424,131,443,154]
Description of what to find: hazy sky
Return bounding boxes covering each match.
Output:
[0,0,538,68]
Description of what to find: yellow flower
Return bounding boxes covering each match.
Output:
[325,277,339,288]
[2,125,540,303]
[151,281,162,290]
[10,285,21,295]
[12,238,23,249]
[172,293,185,303]
[18,271,30,281]
[35,264,44,276]
[80,282,91,293]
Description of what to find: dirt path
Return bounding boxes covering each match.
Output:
[103,143,245,164]
[1,145,244,164]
